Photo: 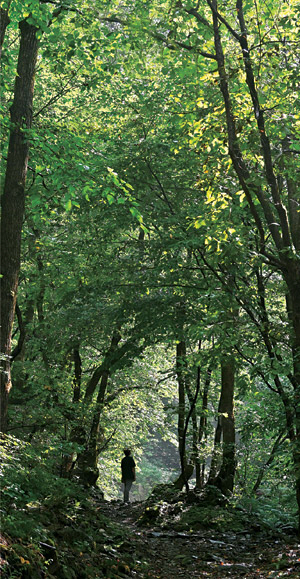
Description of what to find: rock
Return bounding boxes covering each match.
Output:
[148,483,182,503]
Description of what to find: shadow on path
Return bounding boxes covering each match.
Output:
[96,500,300,578]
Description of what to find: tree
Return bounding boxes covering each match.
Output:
[166,0,300,521]
[0,0,83,431]
[1,15,39,431]
[1,0,299,531]
[206,0,300,524]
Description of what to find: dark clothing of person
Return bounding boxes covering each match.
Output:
[123,480,133,503]
[121,454,136,502]
[121,455,136,481]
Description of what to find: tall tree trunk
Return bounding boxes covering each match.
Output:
[0,6,10,57]
[207,358,235,494]
[196,366,212,488]
[72,346,82,404]
[285,271,300,530]
[0,20,39,433]
[174,340,195,490]
[71,331,122,485]
[215,358,236,495]
[77,371,110,486]
[207,400,222,485]
[185,377,200,474]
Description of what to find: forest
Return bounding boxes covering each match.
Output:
[0,0,300,577]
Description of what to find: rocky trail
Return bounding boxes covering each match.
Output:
[2,491,300,578]
[96,500,300,578]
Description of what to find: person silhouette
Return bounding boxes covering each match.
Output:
[121,449,136,503]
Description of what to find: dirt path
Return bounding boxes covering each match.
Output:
[98,501,300,578]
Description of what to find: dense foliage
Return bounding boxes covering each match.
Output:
[1,0,300,575]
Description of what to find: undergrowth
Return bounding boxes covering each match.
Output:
[140,482,298,535]
[0,435,130,578]
[0,435,298,578]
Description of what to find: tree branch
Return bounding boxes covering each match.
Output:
[208,0,285,254]
[206,0,241,40]
[84,330,122,401]
[235,0,291,251]
[33,65,84,118]
[10,304,25,362]
[252,430,289,493]
[184,7,212,29]
[145,159,175,214]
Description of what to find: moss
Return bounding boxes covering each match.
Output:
[138,484,251,533]
[145,483,185,505]
[173,504,247,532]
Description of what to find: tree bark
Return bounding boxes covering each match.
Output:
[84,331,122,401]
[207,358,235,494]
[73,346,82,403]
[175,341,189,489]
[185,374,200,473]
[196,366,212,488]
[174,340,197,490]
[0,7,10,57]
[76,371,110,486]
[285,271,300,531]
[215,358,236,495]
[73,331,122,485]
[0,20,39,432]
